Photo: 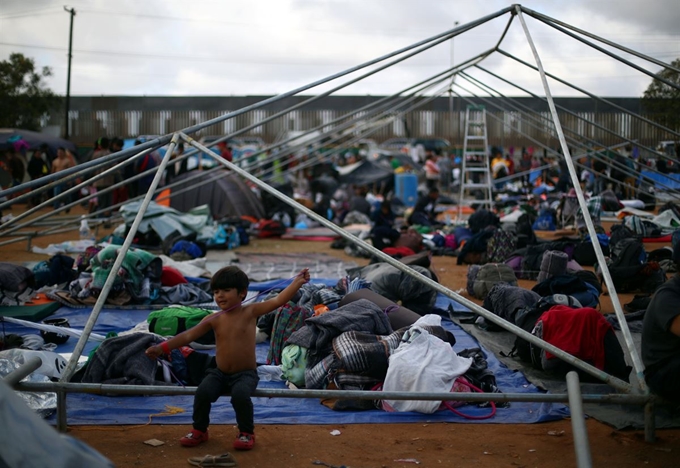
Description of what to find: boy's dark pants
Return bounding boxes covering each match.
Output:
[193,368,259,434]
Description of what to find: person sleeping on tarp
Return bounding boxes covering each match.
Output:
[642,242,680,402]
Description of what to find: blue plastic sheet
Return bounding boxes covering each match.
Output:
[2,287,569,425]
[641,170,680,190]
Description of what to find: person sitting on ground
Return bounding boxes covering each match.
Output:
[642,244,680,403]
[407,187,439,227]
[371,200,400,251]
[146,266,310,450]
[348,185,372,217]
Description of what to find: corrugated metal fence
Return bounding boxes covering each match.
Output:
[56,108,672,149]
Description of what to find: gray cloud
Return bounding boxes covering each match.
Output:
[0,0,677,97]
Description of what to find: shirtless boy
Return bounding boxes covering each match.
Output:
[146,266,310,450]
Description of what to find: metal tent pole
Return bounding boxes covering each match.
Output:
[15,380,654,405]
[496,50,680,141]
[452,76,680,199]
[183,133,633,393]
[464,65,680,198]
[514,5,646,394]
[448,87,653,198]
[474,63,680,169]
[59,133,181,382]
[567,372,593,468]
[521,6,680,88]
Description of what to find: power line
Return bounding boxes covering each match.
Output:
[0,7,61,20]
[1,41,677,67]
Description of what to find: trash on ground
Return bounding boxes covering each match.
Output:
[143,439,165,447]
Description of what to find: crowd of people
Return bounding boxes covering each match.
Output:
[385,140,675,203]
[0,136,183,217]
[3,135,676,228]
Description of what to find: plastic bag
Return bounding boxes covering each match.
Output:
[382,326,471,413]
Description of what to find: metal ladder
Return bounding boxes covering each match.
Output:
[458,104,493,218]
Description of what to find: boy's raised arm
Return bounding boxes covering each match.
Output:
[145,317,214,359]
[250,268,310,317]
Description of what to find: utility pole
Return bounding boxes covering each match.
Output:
[448,21,459,145]
[64,6,76,140]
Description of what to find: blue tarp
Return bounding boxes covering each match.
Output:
[641,170,680,190]
[2,284,569,426]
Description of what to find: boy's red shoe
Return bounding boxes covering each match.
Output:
[180,429,209,447]
[233,432,255,450]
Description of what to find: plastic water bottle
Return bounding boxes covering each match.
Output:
[79,216,92,240]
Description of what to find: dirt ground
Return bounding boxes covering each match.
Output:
[2,203,679,467]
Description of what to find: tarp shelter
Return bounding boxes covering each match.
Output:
[337,159,394,187]
[118,201,211,242]
[373,150,423,173]
[0,128,77,154]
[169,169,265,221]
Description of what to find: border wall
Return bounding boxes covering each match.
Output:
[49,95,669,149]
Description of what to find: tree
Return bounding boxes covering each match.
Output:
[0,53,62,130]
[641,58,680,131]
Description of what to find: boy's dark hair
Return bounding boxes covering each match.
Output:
[210,266,249,293]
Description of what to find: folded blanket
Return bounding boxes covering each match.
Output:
[81,332,166,386]
[287,299,392,368]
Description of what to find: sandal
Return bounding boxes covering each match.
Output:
[187,452,238,467]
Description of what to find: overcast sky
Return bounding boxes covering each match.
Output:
[1,0,678,98]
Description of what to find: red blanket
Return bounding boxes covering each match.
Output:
[539,305,613,370]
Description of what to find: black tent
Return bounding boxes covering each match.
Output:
[170,169,265,220]
[0,128,77,154]
[338,159,394,187]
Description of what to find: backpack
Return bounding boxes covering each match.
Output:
[466,265,481,296]
[509,295,582,364]
[648,247,676,273]
[611,238,646,269]
[169,240,205,259]
[574,270,603,295]
[147,306,215,344]
[533,211,556,231]
[257,219,286,238]
[472,263,517,299]
[604,235,666,293]
[609,224,637,258]
[486,229,517,264]
[572,241,610,267]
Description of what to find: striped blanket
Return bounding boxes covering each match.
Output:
[306,325,455,390]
